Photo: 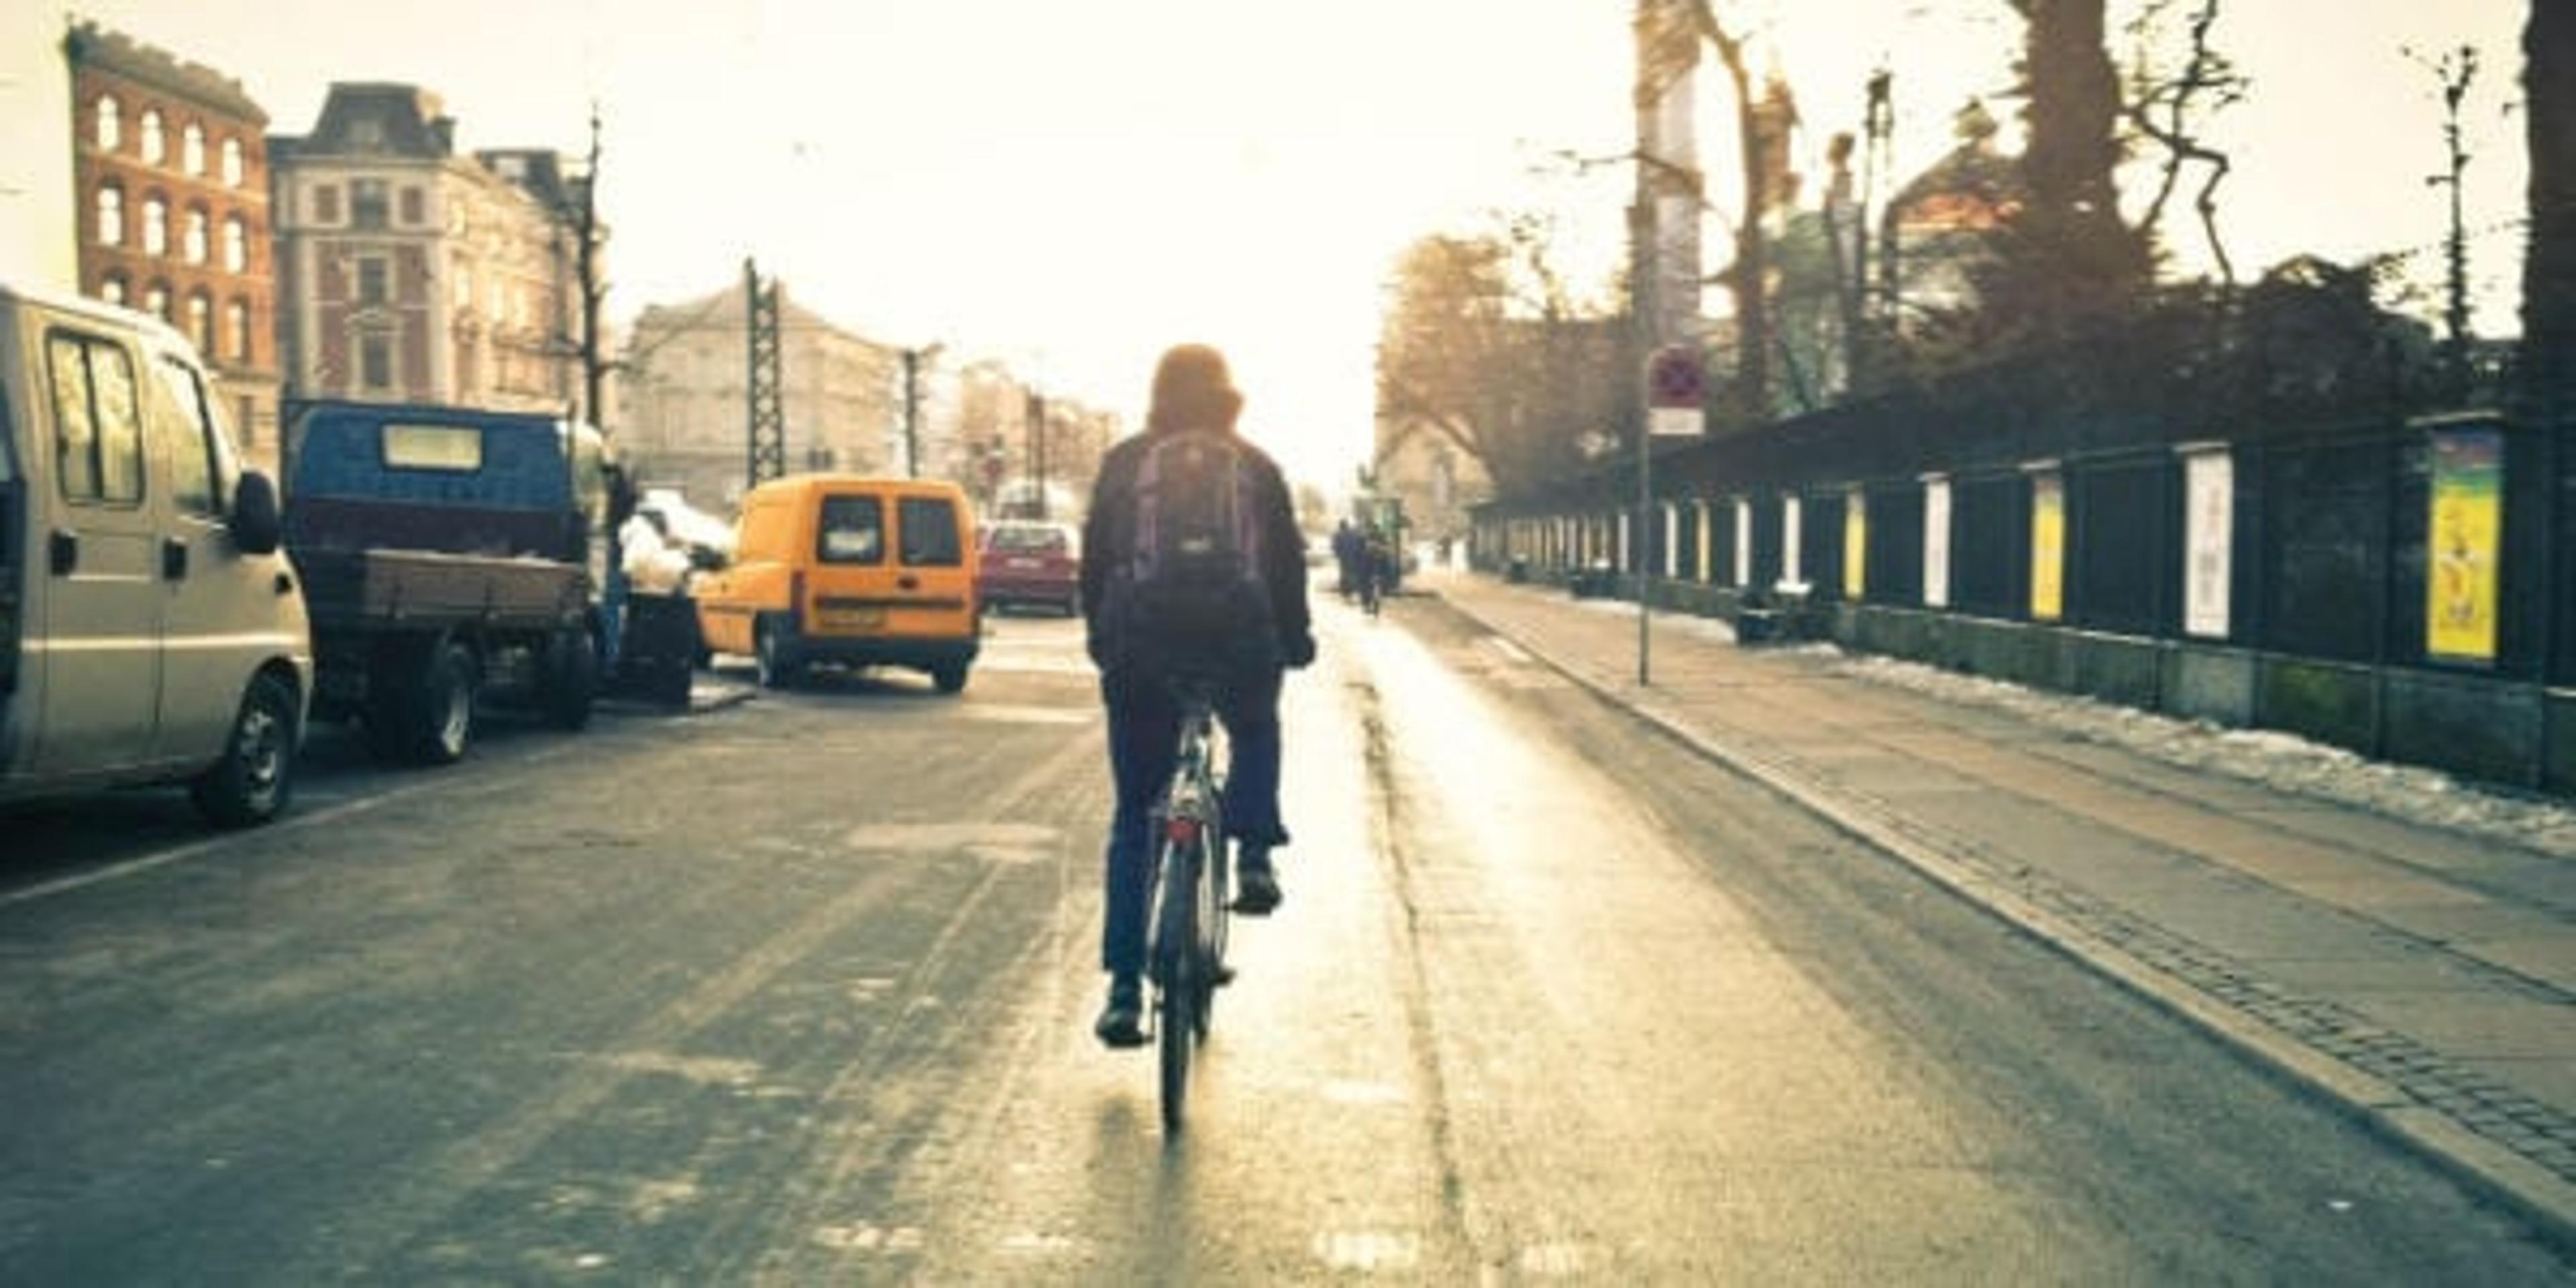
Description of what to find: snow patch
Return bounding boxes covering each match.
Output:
[1831,651,2576,860]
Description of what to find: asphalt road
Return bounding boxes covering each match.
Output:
[1,598,2565,1283]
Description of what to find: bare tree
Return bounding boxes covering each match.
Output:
[1681,1,1772,418]
[2523,0,2576,421]
[1375,227,1625,497]
[2123,0,2247,284]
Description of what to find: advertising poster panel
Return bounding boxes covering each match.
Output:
[2030,472,2065,622]
[2427,425,2503,663]
[1923,476,1951,608]
[2184,449,2233,639]
[1733,499,1752,588]
[1843,490,1867,599]
[1782,494,1805,589]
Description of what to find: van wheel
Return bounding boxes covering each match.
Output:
[754,618,802,690]
[190,672,299,827]
[370,640,478,765]
[543,628,598,730]
[931,661,969,694]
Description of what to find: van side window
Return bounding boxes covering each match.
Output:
[46,333,145,505]
[149,356,224,516]
[898,496,962,567]
[818,496,884,564]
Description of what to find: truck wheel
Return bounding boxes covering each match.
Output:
[544,628,598,731]
[754,618,802,690]
[380,640,477,765]
[190,671,299,827]
[931,661,969,695]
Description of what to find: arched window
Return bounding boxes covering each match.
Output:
[223,215,248,272]
[182,123,207,176]
[182,207,209,264]
[144,282,170,321]
[141,195,167,256]
[95,95,121,150]
[140,109,164,164]
[96,184,124,246]
[100,274,127,307]
[226,299,252,362]
[187,290,213,355]
[221,138,244,186]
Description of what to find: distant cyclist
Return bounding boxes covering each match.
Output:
[1080,343,1315,1048]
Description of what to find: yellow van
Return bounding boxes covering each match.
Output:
[694,474,981,692]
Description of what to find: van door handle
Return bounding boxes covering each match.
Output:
[897,574,920,591]
[48,529,76,576]
[163,537,189,580]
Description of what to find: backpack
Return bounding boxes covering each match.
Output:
[1119,433,1273,662]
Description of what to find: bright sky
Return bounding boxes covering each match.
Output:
[58,0,2530,491]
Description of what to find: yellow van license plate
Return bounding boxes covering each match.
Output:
[819,606,885,630]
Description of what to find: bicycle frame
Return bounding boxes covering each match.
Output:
[1145,683,1230,1131]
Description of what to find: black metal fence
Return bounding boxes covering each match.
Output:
[1473,311,2570,690]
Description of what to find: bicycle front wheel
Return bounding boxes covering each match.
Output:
[1155,839,1197,1133]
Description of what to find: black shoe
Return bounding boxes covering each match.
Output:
[1233,849,1281,916]
[1094,975,1145,1049]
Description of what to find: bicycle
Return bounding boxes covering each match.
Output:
[1145,677,1232,1132]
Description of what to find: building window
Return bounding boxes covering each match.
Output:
[145,282,170,321]
[96,184,123,246]
[142,196,167,255]
[357,256,390,307]
[351,178,389,229]
[223,215,248,272]
[188,290,214,355]
[182,122,206,176]
[227,299,252,363]
[95,95,121,150]
[359,331,394,389]
[452,262,474,311]
[100,274,127,306]
[183,207,209,264]
[221,137,245,186]
[399,186,424,227]
[313,182,340,224]
[140,109,164,164]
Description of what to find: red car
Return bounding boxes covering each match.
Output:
[977,519,1083,616]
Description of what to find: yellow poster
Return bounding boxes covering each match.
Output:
[2427,427,2502,663]
[2030,472,2064,622]
[1843,492,1867,599]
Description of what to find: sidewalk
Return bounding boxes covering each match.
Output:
[1427,570,2576,1246]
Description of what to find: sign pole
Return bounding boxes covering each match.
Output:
[1639,404,1652,686]
[1640,343,1705,686]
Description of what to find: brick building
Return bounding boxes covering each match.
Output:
[64,21,282,472]
[269,83,597,439]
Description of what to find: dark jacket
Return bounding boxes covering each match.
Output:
[1081,423,1311,672]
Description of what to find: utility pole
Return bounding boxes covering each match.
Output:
[900,343,943,479]
[575,103,606,431]
[1026,389,1049,519]
[745,258,785,486]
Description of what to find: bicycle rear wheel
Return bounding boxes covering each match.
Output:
[1155,839,1198,1132]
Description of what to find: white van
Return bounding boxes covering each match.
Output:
[0,284,312,825]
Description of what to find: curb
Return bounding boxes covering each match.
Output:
[1437,587,2576,1254]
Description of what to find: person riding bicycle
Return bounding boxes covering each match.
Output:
[1081,343,1314,1049]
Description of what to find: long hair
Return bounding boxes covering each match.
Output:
[1144,343,1243,434]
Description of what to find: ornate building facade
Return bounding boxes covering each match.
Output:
[268,83,596,439]
[64,22,282,472]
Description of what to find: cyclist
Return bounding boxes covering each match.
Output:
[1081,343,1315,1049]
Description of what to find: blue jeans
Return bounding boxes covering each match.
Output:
[1099,665,1285,977]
